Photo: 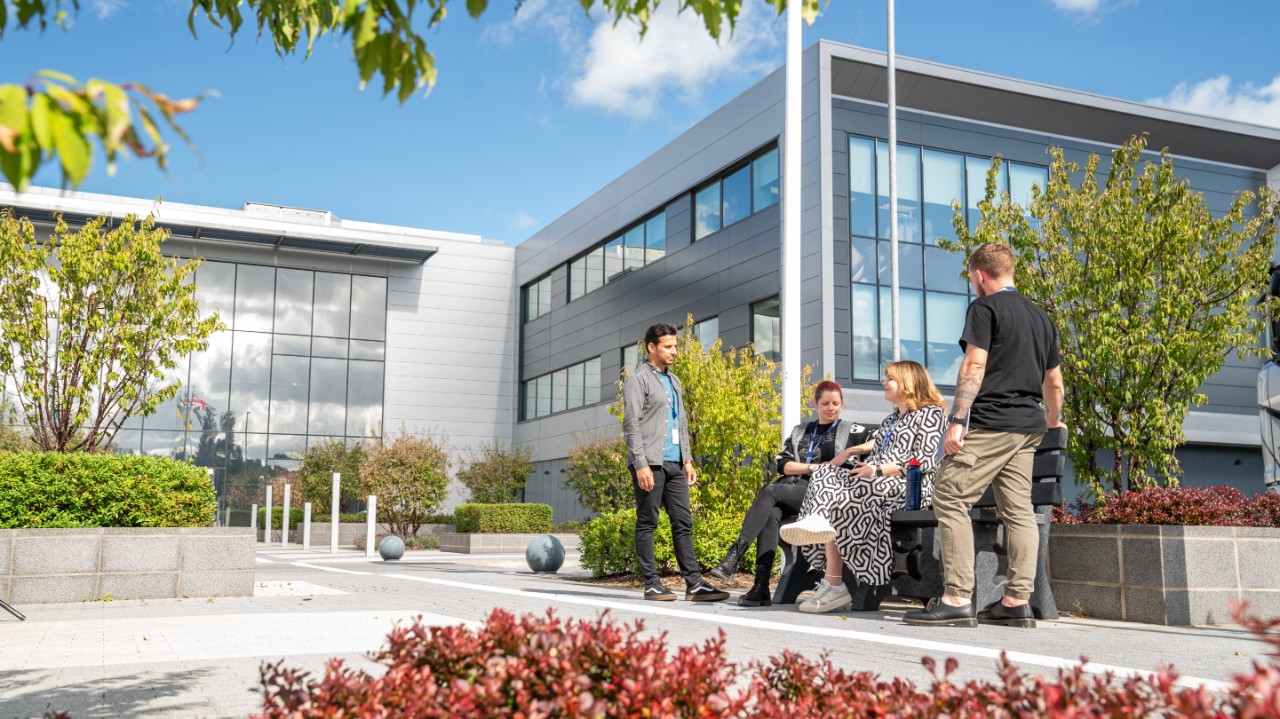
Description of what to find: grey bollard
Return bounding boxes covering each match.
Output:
[365,495,377,558]
[303,502,312,550]
[263,486,273,544]
[282,484,291,548]
[251,503,258,531]
[330,472,340,554]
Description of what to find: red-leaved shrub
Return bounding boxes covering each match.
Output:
[1057,485,1280,527]
[257,602,1280,718]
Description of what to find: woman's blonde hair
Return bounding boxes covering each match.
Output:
[885,360,945,412]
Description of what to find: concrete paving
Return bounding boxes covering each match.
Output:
[0,545,1271,718]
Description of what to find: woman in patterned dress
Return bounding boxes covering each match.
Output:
[779,360,946,614]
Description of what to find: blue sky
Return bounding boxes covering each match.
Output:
[1,0,1277,244]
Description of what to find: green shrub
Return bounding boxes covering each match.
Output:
[298,438,365,514]
[579,509,749,577]
[360,430,451,537]
[456,441,533,504]
[564,436,632,516]
[0,452,216,528]
[454,503,552,533]
[355,533,441,551]
[256,507,307,530]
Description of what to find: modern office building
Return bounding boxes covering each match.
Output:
[5,40,1280,522]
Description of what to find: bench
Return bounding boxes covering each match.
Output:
[772,426,1067,619]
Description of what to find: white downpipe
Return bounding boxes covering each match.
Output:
[887,0,900,363]
[781,0,802,438]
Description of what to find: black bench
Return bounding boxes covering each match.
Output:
[772,426,1066,619]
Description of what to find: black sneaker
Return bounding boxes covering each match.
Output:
[643,583,677,601]
[977,600,1036,628]
[685,581,730,602]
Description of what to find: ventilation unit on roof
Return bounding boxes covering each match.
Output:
[242,202,334,226]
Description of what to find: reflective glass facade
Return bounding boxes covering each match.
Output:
[112,260,388,525]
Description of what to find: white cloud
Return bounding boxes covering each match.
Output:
[1048,0,1103,12]
[484,0,583,54]
[566,0,782,119]
[91,0,126,21]
[1147,75,1280,129]
[511,210,540,230]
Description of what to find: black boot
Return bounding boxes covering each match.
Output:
[738,554,774,607]
[709,539,750,582]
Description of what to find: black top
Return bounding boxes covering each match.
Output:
[959,290,1061,433]
[777,420,866,470]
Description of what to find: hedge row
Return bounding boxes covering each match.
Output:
[0,452,216,528]
[454,503,551,533]
[1058,485,1280,527]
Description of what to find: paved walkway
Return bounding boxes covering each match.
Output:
[0,545,1269,718]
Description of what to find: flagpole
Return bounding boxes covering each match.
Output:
[780,0,802,438]
[887,0,900,363]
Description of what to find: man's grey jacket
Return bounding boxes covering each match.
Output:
[621,361,692,469]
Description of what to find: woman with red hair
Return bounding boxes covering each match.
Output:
[708,380,868,606]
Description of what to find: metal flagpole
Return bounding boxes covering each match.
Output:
[887,0,900,363]
[780,0,803,438]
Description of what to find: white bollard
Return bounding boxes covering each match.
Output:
[251,503,258,532]
[303,502,312,551]
[282,484,291,548]
[365,495,377,559]
[263,485,273,544]
[330,472,340,554]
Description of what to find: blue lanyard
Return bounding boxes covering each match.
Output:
[880,412,903,451]
[804,420,839,463]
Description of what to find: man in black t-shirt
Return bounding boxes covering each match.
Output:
[904,242,1064,629]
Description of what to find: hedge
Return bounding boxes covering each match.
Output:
[254,509,457,529]
[579,508,752,577]
[454,503,552,533]
[0,452,216,528]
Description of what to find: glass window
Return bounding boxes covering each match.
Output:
[312,337,348,359]
[144,353,190,431]
[273,334,310,356]
[878,288,925,366]
[273,268,313,335]
[551,369,567,414]
[876,241,924,290]
[567,363,584,409]
[923,149,964,245]
[752,297,781,362]
[851,284,879,381]
[925,246,968,294]
[722,165,751,227]
[645,213,666,264]
[269,354,309,435]
[623,225,645,274]
[109,429,142,455]
[349,340,385,361]
[966,155,1006,229]
[524,276,550,321]
[268,434,306,462]
[523,380,536,421]
[876,142,922,243]
[313,272,352,338]
[346,360,383,437]
[926,292,967,383]
[622,344,640,373]
[229,331,272,435]
[350,275,388,341]
[536,374,551,418]
[604,236,624,284]
[694,181,721,240]
[752,148,779,212]
[194,261,236,328]
[142,430,190,461]
[851,237,876,284]
[569,258,586,302]
[234,265,275,332]
[848,137,876,238]
[185,331,232,431]
[1009,162,1048,222]
[584,358,601,404]
[308,357,347,437]
[585,246,604,294]
[694,316,719,348]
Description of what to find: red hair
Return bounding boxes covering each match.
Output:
[813,380,843,404]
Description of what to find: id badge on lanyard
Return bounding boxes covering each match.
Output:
[669,385,680,445]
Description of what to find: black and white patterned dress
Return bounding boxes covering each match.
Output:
[797,405,945,586]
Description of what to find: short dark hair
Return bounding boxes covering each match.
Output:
[644,323,679,350]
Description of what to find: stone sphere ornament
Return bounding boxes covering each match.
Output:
[378,535,405,561]
[525,534,565,574]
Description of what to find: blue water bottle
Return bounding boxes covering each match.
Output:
[905,458,923,511]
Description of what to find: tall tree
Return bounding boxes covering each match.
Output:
[946,135,1279,497]
[0,0,820,191]
[0,210,223,452]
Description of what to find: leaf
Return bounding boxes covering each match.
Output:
[0,85,29,154]
[50,108,91,185]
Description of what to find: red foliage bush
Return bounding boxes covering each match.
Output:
[1056,485,1280,527]
[257,603,1280,718]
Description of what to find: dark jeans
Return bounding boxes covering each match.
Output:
[736,479,809,572]
[632,462,701,588]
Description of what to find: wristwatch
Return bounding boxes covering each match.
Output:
[947,414,966,425]
[874,465,884,477]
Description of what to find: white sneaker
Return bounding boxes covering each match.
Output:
[799,582,852,614]
[796,578,831,605]
[780,514,837,546]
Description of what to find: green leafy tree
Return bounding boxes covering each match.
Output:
[564,434,631,516]
[455,440,533,504]
[610,316,814,517]
[0,210,223,452]
[297,437,366,514]
[0,0,821,191]
[946,135,1279,496]
[359,428,451,537]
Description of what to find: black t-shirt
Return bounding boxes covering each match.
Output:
[777,421,867,470]
[959,289,1060,433]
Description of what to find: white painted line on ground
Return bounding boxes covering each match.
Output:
[371,570,1232,693]
[254,557,275,564]
[254,581,348,597]
[291,561,371,576]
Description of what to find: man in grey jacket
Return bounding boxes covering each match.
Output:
[622,323,729,602]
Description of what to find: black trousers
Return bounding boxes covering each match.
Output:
[632,462,702,588]
[736,479,809,572]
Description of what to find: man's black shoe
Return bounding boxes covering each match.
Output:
[643,583,677,601]
[902,597,977,627]
[978,600,1036,628]
[685,581,730,602]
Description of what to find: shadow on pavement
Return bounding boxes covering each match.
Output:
[0,666,226,719]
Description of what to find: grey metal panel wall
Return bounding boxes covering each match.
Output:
[525,458,594,523]
[828,96,1269,418]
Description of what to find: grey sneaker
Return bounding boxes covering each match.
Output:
[780,514,837,546]
[799,582,852,613]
